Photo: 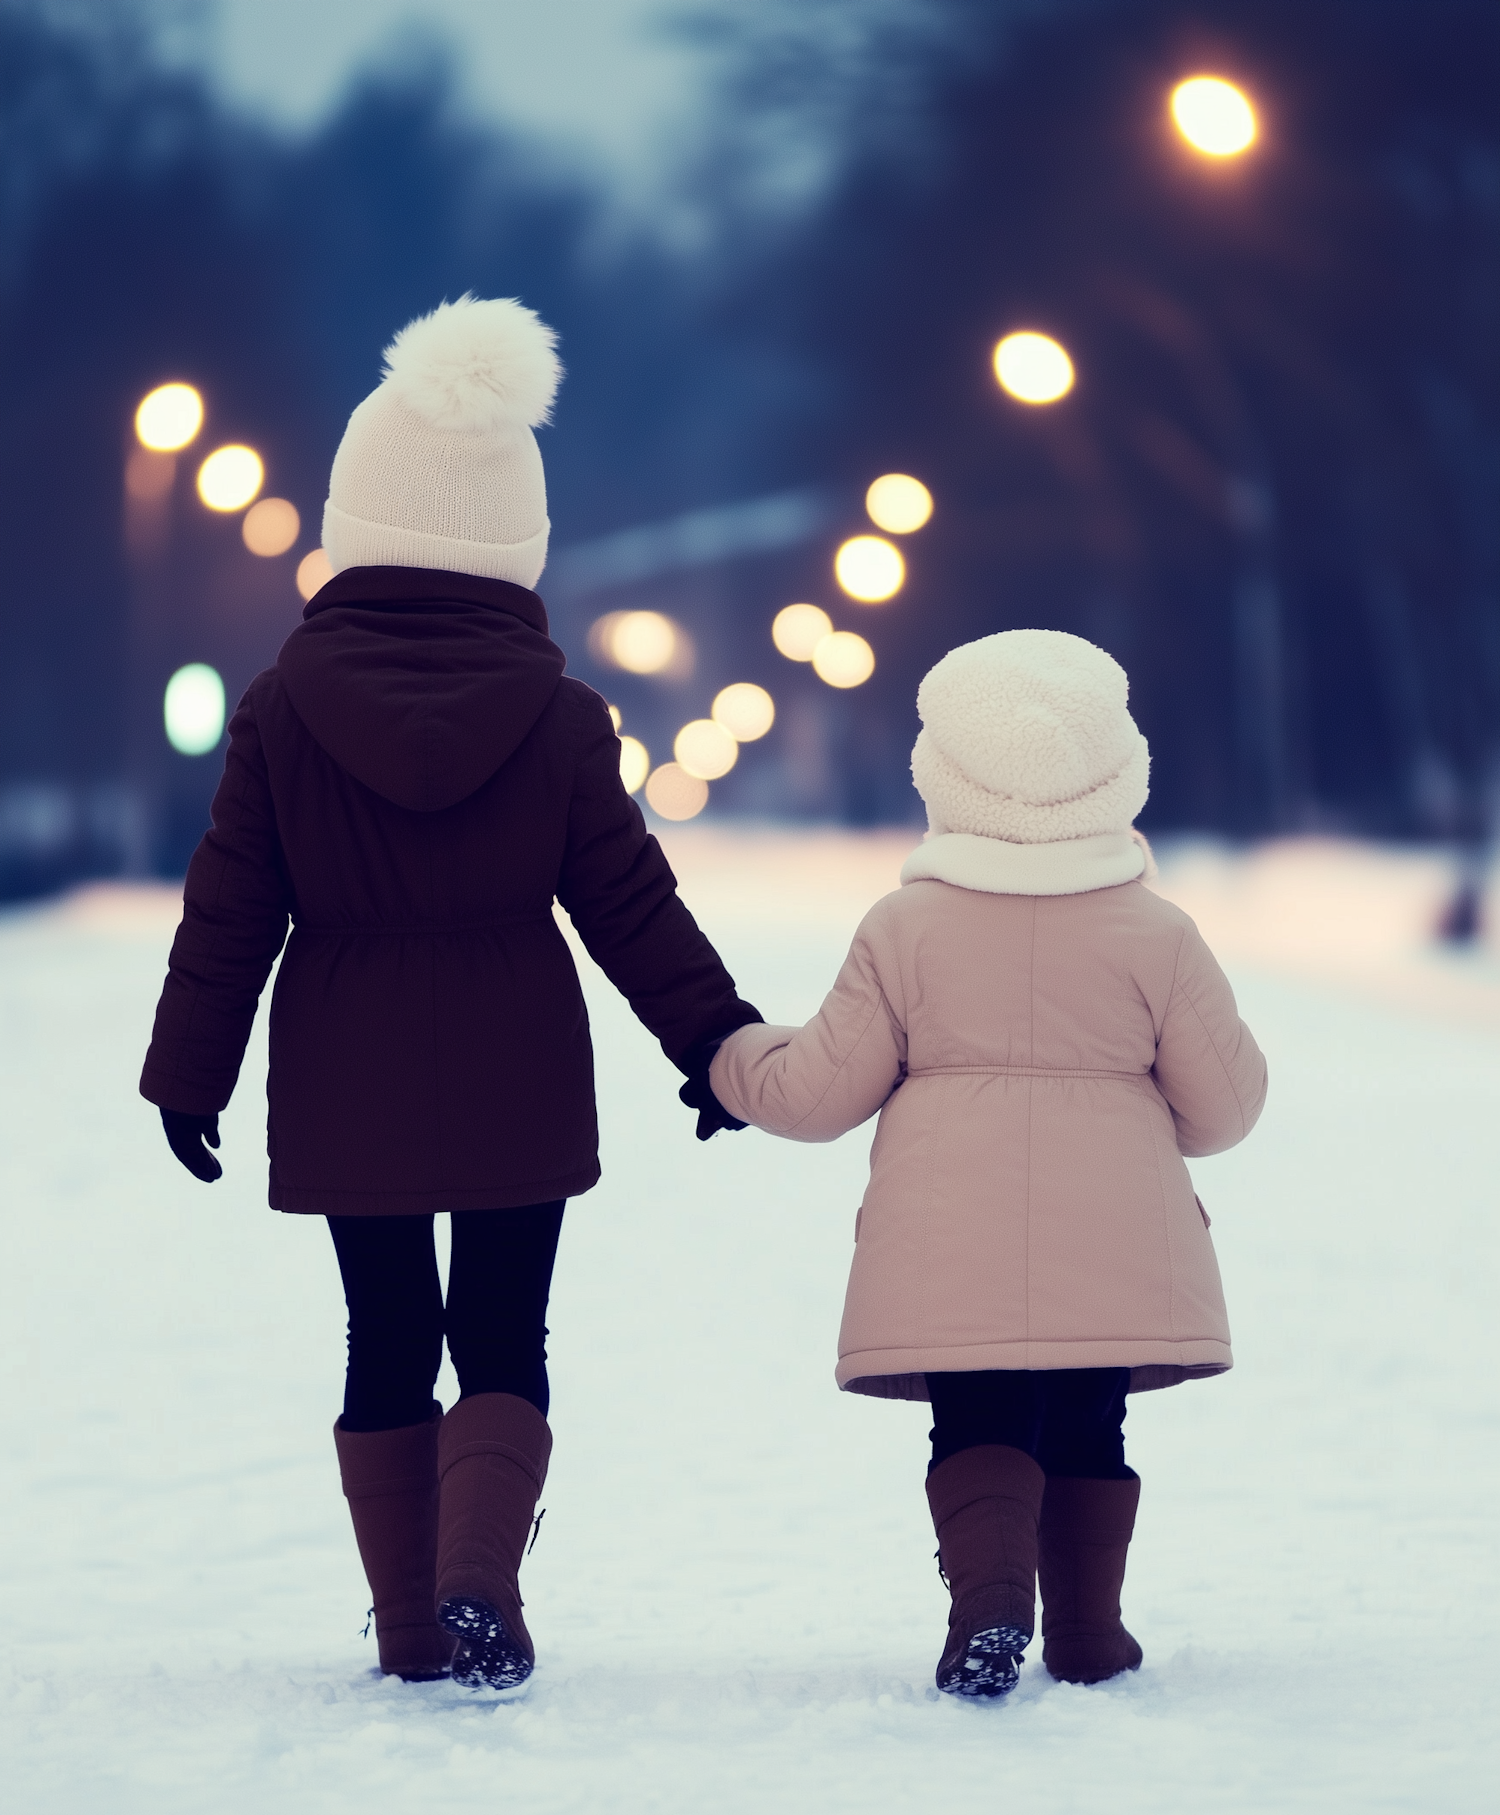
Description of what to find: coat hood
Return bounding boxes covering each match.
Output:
[276,566,566,812]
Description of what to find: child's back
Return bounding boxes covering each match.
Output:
[715,872,1264,1398]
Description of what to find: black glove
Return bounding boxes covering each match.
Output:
[160,1108,222,1182]
[677,1035,750,1142]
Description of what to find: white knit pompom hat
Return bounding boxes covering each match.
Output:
[322,294,563,589]
[911,628,1150,843]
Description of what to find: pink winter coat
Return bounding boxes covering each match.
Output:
[711,849,1267,1400]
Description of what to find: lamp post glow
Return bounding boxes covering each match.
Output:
[993,332,1075,404]
[772,603,833,660]
[835,535,904,603]
[164,664,226,755]
[1170,76,1257,157]
[674,718,739,781]
[197,445,264,512]
[812,631,875,689]
[135,383,203,452]
[865,474,933,534]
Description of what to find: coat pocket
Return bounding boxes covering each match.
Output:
[1194,1194,1211,1229]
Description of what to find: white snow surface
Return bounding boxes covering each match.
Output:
[1,831,1497,1812]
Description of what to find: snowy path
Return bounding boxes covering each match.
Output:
[1,835,1496,1812]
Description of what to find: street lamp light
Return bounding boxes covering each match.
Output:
[135,383,203,453]
[1170,77,1257,157]
[993,331,1075,404]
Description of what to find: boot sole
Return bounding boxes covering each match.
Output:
[437,1597,534,1694]
[936,1624,1030,1699]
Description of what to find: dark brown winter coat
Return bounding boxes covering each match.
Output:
[140,566,759,1214]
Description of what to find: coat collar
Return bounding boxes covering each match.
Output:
[305,565,550,638]
[900,830,1151,897]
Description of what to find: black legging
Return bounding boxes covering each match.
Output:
[328,1202,565,1433]
[926,1368,1133,1477]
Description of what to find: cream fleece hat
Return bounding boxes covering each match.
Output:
[911,628,1150,842]
[322,294,563,589]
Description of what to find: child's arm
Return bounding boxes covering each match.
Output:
[709,922,905,1142]
[1151,924,1268,1156]
[140,684,294,1117]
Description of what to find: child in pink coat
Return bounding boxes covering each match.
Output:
[710,630,1266,1697]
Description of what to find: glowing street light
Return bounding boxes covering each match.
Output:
[835,534,904,603]
[296,548,334,601]
[164,663,225,755]
[865,473,933,534]
[812,630,875,689]
[644,763,709,821]
[197,445,264,512]
[674,718,739,780]
[618,735,650,794]
[242,497,300,557]
[712,682,775,742]
[993,332,1075,404]
[1170,76,1257,157]
[772,603,833,660]
[135,383,203,452]
[590,609,688,676]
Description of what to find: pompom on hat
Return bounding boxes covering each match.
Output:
[911,629,1150,843]
[322,294,563,589]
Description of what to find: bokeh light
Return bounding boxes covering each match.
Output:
[993,332,1075,404]
[835,535,905,603]
[712,682,775,742]
[772,603,833,661]
[608,704,623,731]
[865,473,933,534]
[674,719,739,780]
[135,383,203,452]
[644,762,709,820]
[812,631,876,689]
[618,734,650,794]
[163,664,225,755]
[1171,76,1257,156]
[124,447,176,503]
[241,497,300,557]
[591,609,684,676]
[296,548,334,601]
[197,445,264,512]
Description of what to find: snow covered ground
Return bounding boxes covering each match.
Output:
[2,831,1497,1812]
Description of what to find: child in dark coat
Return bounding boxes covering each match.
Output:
[141,297,759,1690]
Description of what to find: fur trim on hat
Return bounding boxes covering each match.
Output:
[911,629,1150,844]
[380,294,562,435]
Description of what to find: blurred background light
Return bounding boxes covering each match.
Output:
[163,664,225,756]
[711,682,775,742]
[812,630,875,689]
[834,535,904,602]
[1171,76,1258,156]
[772,603,833,661]
[993,332,1075,404]
[864,473,932,534]
[644,762,708,820]
[295,549,334,601]
[674,718,738,780]
[241,496,300,556]
[134,383,203,452]
[124,447,176,503]
[618,734,650,794]
[196,444,264,512]
[607,704,623,731]
[590,608,685,675]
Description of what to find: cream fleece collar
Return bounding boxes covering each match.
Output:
[899,830,1151,897]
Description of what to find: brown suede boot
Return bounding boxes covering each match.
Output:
[435,1392,552,1692]
[1038,1473,1145,1684]
[333,1403,456,1682]
[926,1444,1046,1698]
